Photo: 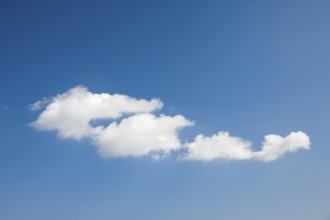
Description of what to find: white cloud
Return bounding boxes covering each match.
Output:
[183,132,253,161]
[30,85,311,162]
[30,85,163,140]
[94,113,193,158]
[183,131,310,162]
[253,131,311,162]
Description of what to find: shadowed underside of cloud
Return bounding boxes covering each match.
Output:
[30,85,311,162]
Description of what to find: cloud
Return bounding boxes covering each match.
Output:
[29,97,51,111]
[253,131,311,162]
[94,113,193,158]
[30,85,163,140]
[183,132,254,161]
[183,131,310,162]
[30,85,310,162]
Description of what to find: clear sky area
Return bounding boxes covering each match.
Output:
[1,0,330,219]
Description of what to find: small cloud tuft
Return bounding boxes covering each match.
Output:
[29,97,51,111]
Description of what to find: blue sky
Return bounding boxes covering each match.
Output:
[1,0,330,219]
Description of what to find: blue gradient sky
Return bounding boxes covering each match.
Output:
[1,0,330,219]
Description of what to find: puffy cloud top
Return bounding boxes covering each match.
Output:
[30,85,311,162]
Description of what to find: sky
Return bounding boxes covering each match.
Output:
[1,0,330,219]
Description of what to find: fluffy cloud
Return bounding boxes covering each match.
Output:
[183,131,310,162]
[30,85,311,162]
[184,132,253,160]
[94,113,193,158]
[30,85,163,140]
[253,131,311,162]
